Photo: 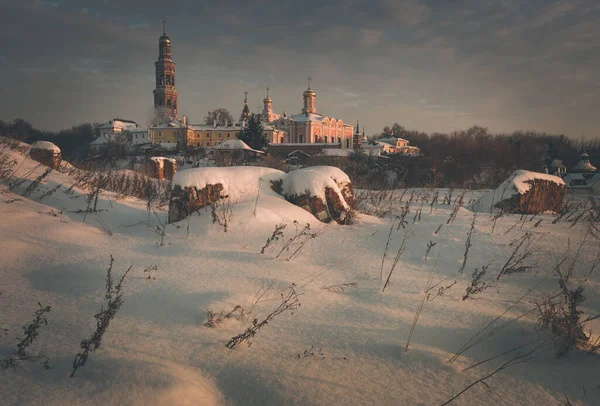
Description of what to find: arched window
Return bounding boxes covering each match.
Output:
[346,138,350,148]
[173,101,177,110]
[338,137,342,144]
[167,100,172,108]
[166,75,171,85]
[324,136,328,143]
[159,75,164,86]
[172,77,175,86]
[299,134,303,143]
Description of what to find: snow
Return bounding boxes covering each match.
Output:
[1,144,599,406]
[30,141,61,153]
[213,139,263,153]
[151,157,176,169]
[99,119,141,131]
[474,170,565,212]
[173,166,284,199]
[280,166,351,205]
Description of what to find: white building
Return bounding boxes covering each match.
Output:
[377,136,421,156]
[91,119,150,152]
[560,152,600,195]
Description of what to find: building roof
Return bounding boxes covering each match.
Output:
[572,153,597,172]
[151,119,186,129]
[189,123,240,131]
[377,136,409,144]
[99,119,142,131]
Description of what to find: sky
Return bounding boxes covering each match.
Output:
[1,0,599,138]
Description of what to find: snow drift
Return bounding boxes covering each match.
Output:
[474,170,565,214]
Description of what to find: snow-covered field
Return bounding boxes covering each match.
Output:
[1,144,599,406]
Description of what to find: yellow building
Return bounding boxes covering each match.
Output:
[187,124,241,148]
[186,123,286,150]
[149,119,190,150]
[150,117,287,151]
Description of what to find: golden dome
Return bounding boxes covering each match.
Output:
[303,88,316,96]
[159,34,171,45]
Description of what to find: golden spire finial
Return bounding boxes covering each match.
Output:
[307,76,312,89]
[244,90,248,102]
[266,86,270,98]
[163,19,167,35]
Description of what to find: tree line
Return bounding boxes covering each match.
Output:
[0,118,99,161]
[344,124,600,189]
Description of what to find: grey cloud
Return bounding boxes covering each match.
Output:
[0,0,599,138]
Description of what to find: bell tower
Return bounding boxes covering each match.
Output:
[153,20,178,122]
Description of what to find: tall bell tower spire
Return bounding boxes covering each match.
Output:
[153,20,178,122]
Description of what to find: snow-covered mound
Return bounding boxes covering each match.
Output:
[31,141,61,153]
[280,166,351,205]
[279,166,354,223]
[173,166,284,200]
[474,170,565,213]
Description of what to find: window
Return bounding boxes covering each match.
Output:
[227,133,230,138]
[207,142,210,146]
[346,138,350,148]
[299,134,303,143]
[159,131,162,137]
[219,133,222,137]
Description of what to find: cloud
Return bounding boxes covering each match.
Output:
[0,0,599,138]
[360,29,383,46]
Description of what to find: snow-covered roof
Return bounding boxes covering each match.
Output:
[288,113,353,126]
[31,141,61,153]
[189,123,240,131]
[151,119,186,129]
[378,136,409,144]
[474,170,565,212]
[563,172,600,189]
[212,139,264,153]
[572,154,597,172]
[99,119,142,131]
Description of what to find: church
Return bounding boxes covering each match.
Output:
[150,25,361,152]
[240,79,357,149]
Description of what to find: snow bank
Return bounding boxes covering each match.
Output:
[173,166,284,200]
[280,166,351,204]
[474,170,565,212]
[31,141,61,153]
[214,139,262,153]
